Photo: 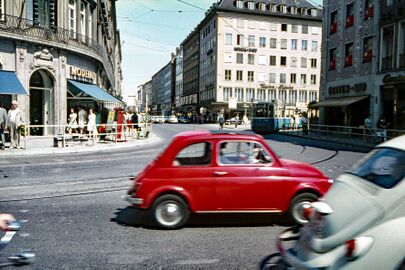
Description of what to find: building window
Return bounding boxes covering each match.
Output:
[291,57,297,67]
[310,58,317,68]
[225,70,231,81]
[248,71,254,82]
[329,48,337,70]
[270,55,276,66]
[311,41,318,52]
[258,3,266,11]
[258,72,267,82]
[224,87,232,101]
[237,34,244,46]
[280,73,286,84]
[247,1,255,10]
[291,24,298,33]
[345,43,354,66]
[290,73,297,84]
[248,20,255,29]
[330,10,338,34]
[279,90,287,103]
[0,0,5,21]
[257,89,266,101]
[237,18,244,28]
[364,0,374,19]
[258,55,266,65]
[270,23,277,31]
[237,70,243,81]
[381,26,394,70]
[248,35,255,47]
[310,75,317,85]
[291,39,297,50]
[301,74,307,85]
[301,57,307,68]
[259,37,266,47]
[269,73,276,83]
[246,88,255,101]
[80,1,86,38]
[281,39,287,49]
[225,33,232,45]
[363,37,373,63]
[302,40,308,50]
[280,56,287,66]
[259,21,266,30]
[289,90,297,104]
[281,23,288,31]
[69,0,76,37]
[299,90,307,103]
[236,53,243,64]
[309,91,317,102]
[270,38,277,48]
[269,90,276,102]
[235,88,244,101]
[302,25,308,34]
[248,54,255,64]
[346,3,354,28]
[311,27,319,35]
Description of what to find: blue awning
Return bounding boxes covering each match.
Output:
[0,71,28,95]
[67,80,121,103]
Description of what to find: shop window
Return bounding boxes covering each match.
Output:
[346,3,354,28]
[364,0,374,19]
[330,10,338,34]
[345,43,354,66]
[363,37,373,63]
[329,48,337,70]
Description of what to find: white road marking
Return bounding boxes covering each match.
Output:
[175,259,220,265]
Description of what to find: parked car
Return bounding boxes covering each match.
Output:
[178,116,190,124]
[166,115,178,124]
[151,116,164,124]
[276,135,405,269]
[225,117,243,125]
[126,130,332,229]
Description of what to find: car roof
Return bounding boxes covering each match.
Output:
[377,135,405,151]
[173,130,264,141]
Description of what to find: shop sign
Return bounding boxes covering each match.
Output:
[70,66,96,81]
[328,82,366,95]
[234,47,257,53]
[279,85,294,90]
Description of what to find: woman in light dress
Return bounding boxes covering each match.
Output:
[87,108,97,141]
[67,108,78,134]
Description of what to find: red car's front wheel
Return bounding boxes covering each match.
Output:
[288,193,319,225]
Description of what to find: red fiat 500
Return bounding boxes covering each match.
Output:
[126,131,332,229]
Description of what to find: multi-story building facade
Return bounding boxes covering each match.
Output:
[151,59,174,116]
[181,29,199,114]
[0,0,122,135]
[143,80,152,113]
[174,47,183,112]
[378,0,405,130]
[199,0,322,120]
[317,0,380,127]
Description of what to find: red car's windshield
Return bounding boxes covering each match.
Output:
[348,148,405,189]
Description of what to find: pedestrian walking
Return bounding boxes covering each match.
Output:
[364,113,373,141]
[78,106,87,137]
[377,115,389,142]
[7,100,24,149]
[87,108,97,142]
[67,107,78,134]
[301,113,309,135]
[218,113,225,131]
[0,103,7,150]
[131,112,139,138]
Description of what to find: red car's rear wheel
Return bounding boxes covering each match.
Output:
[151,194,190,229]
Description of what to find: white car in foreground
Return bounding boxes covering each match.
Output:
[275,135,405,270]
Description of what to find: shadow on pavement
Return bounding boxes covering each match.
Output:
[112,207,291,229]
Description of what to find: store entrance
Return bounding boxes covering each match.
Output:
[29,70,53,136]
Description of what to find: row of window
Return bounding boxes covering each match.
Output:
[225,53,318,68]
[224,70,317,85]
[329,37,374,70]
[68,0,93,39]
[0,0,4,21]
[234,0,319,17]
[224,18,320,35]
[222,87,317,104]
[329,0,374,34]
[226,34,319,51]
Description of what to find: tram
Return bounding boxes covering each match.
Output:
[251,102,295,133]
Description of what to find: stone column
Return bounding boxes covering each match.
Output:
[58,51,68,133]
[15,43,29,124]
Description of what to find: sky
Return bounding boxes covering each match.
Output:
[116,0,322,105]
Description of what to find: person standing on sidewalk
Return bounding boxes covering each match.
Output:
[7,100,24,149]
[0,103,7,150]
[87,108,97,143]
[78,106,87,137]
[218,113,225,131]
[301,113,309,135]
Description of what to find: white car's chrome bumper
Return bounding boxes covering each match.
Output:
[125,195,144,205]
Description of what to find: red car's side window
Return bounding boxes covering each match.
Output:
[218,141,273,165]
[173,142,212,166]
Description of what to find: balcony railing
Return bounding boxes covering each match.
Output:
[381,56,393,71]
[0,14,115,86]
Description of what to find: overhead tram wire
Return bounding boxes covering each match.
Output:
[124,41,173,54]
[177,0,206,11]
[128,0,203,13]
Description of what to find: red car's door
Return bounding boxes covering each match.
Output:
[214,141,291,211]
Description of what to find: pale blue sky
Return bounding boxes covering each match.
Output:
[116,0,322,104]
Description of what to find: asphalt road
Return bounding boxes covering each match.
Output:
[0,124,367,269]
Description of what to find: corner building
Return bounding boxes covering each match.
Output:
[0,0,122,136]
[198,0,322,120]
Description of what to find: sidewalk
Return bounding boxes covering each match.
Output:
[0,133,160,157]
